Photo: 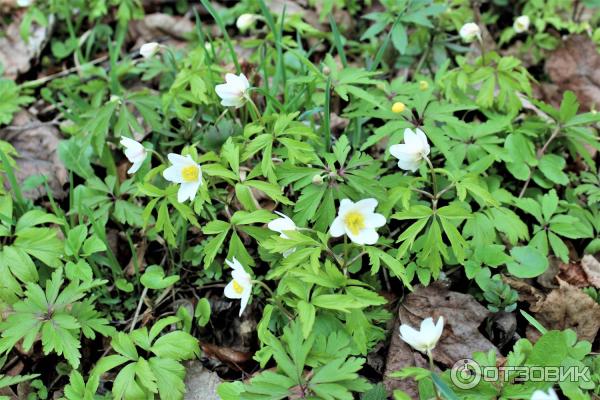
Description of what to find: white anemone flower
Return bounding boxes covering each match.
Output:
[513,15,530,33]
[236,14,259,32]
[531,389,559,400]
[140,42,160,59]
[17,0,33,6]
[215,73,250,108]
[162,153,203,203]
[223,258,252,316]
[399,317,444,354]
[120,137,148,174]
[330,198,386,245]
[459,22,481,43]
[267,211,298,257]
[389,128,431,172]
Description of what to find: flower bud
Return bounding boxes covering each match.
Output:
[459,22,481,43]
[513,15,530,33]
[236,14,258,32]
[323,66,331,76]
[312,174,324,185]
[392,102,406,113]
[140,42,160,59]
[419,80,429,91]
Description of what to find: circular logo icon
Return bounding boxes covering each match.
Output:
[450,358,481,390]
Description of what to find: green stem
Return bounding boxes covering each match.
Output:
[252,280,293,320]
[424,156,438,210]
[246,96,262,122]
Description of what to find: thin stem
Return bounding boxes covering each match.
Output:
[518,124,561,198]
[148,149,166,165]
[427,350,441,400]
[424,156,438,211]
[246,96,261,122]
[252,280,293,320]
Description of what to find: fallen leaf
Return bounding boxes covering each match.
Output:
[545,35,600,111]
[557,258,589,288]
[184,361,221,400]
[383,283,499,395]
[383,318,431,398]
[530,279,600,342]
[581,255,600,289]
[0,111,67,199]
[200,342,253,369]
[0,14,53,78]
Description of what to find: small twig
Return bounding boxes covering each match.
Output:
[129,287,149,333]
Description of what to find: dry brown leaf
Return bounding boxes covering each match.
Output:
[530,280,600,342]
[581,255,600,289]
[184,361,221,400]
[201,342,253,369]
[557,259,589,288]
[0,111,67,199]
[0,15,52,78]
[383,318,431,397]
[545,35,600,111]
[383,283,499,395]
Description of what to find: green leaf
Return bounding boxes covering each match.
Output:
[538,154,569,185]
[194,298,211,327]
[506,246,549,278]
[140,265,180,290]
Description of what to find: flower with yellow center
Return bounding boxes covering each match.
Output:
[513,15,530,33]
[392,102,406,113]
[330,198,386,245]
[223,258,252,316]
[162,153,203,203]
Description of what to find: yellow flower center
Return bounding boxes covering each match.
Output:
[344,211,365,236]
[232,280,244,294]
[181,164,199,182]
[392,102,406,113]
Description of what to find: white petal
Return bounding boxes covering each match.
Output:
[403,128,420,147]
[167,153,192,167]
[224,281,243,299]
[329,216,345,237]
[338,198,354,216]
[163,165,183,183]
[268,216,296,233]
[239,287,251,316]
[349,228,379,245]
[226,257,244,272]
[365,213,386,229]
[355,198,378,213]
[397,156,421,172]
[177,181,199,202]
[399,324,427,352]
[120,136,142,151]
[232,268,251,284]
[127,160,144,174]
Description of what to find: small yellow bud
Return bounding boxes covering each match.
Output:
[312,174,324,185]
[392,102,406,113]
[419,80,429,91]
